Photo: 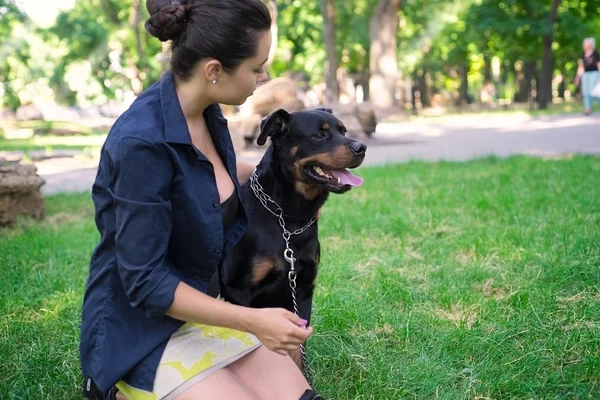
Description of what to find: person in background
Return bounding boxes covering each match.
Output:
[575,37,600,115]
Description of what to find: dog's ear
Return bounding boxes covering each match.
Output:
[315,107,333,114]
[257,109,291,146]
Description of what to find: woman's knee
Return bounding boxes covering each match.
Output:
[228,346,311,400]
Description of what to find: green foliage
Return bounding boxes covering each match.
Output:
[2,0,600,109]
[41,0,163,105]
[0,0,27,110]
[0,0,23,40]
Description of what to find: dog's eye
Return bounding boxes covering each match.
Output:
[313,131,326,140]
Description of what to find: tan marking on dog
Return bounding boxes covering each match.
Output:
[337,120,345,129]
[251,257,280,285]
[294,181,324,201]
[321,123,330,130]
[298,148,355,169]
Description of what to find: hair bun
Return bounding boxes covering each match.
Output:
[145,0,191,42]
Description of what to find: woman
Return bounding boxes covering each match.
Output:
[79,1,322,399]
[575,37,600,115]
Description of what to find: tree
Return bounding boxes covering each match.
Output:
[320,0,340,102]
[539,0,561,109]
[266,0,278,68]
[0,0,27,110]
[369,0,403,109]
[42,0,163,105]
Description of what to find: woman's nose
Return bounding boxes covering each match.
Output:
[258,71,269,85]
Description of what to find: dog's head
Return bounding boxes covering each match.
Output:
[257,108,367,199]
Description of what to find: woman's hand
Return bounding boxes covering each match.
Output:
[247,308,313,356]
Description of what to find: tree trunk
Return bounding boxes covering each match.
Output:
[483,53,492,82]
[538,0,561,109]
[266,0,278,68]
[422,47,432,107]
[161,42,170,74]
[525,60,537,108]
[129,0,145,95]
[459,61,469,106]
[369,0,403,110]
[130,0,145,63]
[320,0,339,102]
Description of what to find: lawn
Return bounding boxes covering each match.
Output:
[389,100,594,124]
[0,120,108,155]
[1,155,599,399]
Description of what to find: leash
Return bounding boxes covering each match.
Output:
[249,169,316,385]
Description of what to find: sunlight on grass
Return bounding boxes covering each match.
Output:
[1,157,599,399]
[0,133,107,153]
[383,101,589,124]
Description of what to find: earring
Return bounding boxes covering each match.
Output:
[212,79,217,84]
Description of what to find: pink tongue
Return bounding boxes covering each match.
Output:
[328,169,364,187]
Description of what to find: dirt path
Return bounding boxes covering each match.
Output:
[36,113,600,195]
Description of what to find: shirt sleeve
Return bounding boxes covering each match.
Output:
[109,136,181,318]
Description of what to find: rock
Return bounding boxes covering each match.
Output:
[275,98,306,114]
[327,102,378,137]
[226,114,262,148]
[239,77,299,119]
[355,102,377,136]
[16,104,44,121]
[0,158,46,226]
[231,78,306,147]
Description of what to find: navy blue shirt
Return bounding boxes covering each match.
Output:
[79,70,248,394]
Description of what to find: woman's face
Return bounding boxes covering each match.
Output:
[583,40,594,52]
[216,31,272,106]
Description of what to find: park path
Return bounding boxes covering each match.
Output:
[37,112,599,195]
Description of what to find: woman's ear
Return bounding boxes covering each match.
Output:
[256,109,291,146]
[203,59,222,83]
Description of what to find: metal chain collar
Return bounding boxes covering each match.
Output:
[249,169,315,383]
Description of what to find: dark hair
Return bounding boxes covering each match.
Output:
[145,0,272,80]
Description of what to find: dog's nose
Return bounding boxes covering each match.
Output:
[350,141,367,155]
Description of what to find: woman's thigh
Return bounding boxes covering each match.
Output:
[172,367,260,400]
[227,345,311,400]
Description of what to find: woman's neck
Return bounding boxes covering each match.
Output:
[174,75,213,120]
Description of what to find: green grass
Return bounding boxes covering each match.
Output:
[0,120,108,154]
[387,100,593,123]
[0,134,107,155]
[1,156,599,399]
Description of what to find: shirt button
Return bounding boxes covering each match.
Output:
[214,247,221,254]
[213,200,219,208]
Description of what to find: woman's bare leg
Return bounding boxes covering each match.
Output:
[228,345,311,400]
[172,367,261,400]
[116,368,260,400]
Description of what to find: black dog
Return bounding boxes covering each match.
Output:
[209,107,367,370]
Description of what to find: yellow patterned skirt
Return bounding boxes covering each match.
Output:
[115,322,262,400]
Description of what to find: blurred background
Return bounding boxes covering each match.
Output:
[2,0,599,123]
[0,0,599,195]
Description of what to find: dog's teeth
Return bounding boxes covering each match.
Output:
[337,177,341,184]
